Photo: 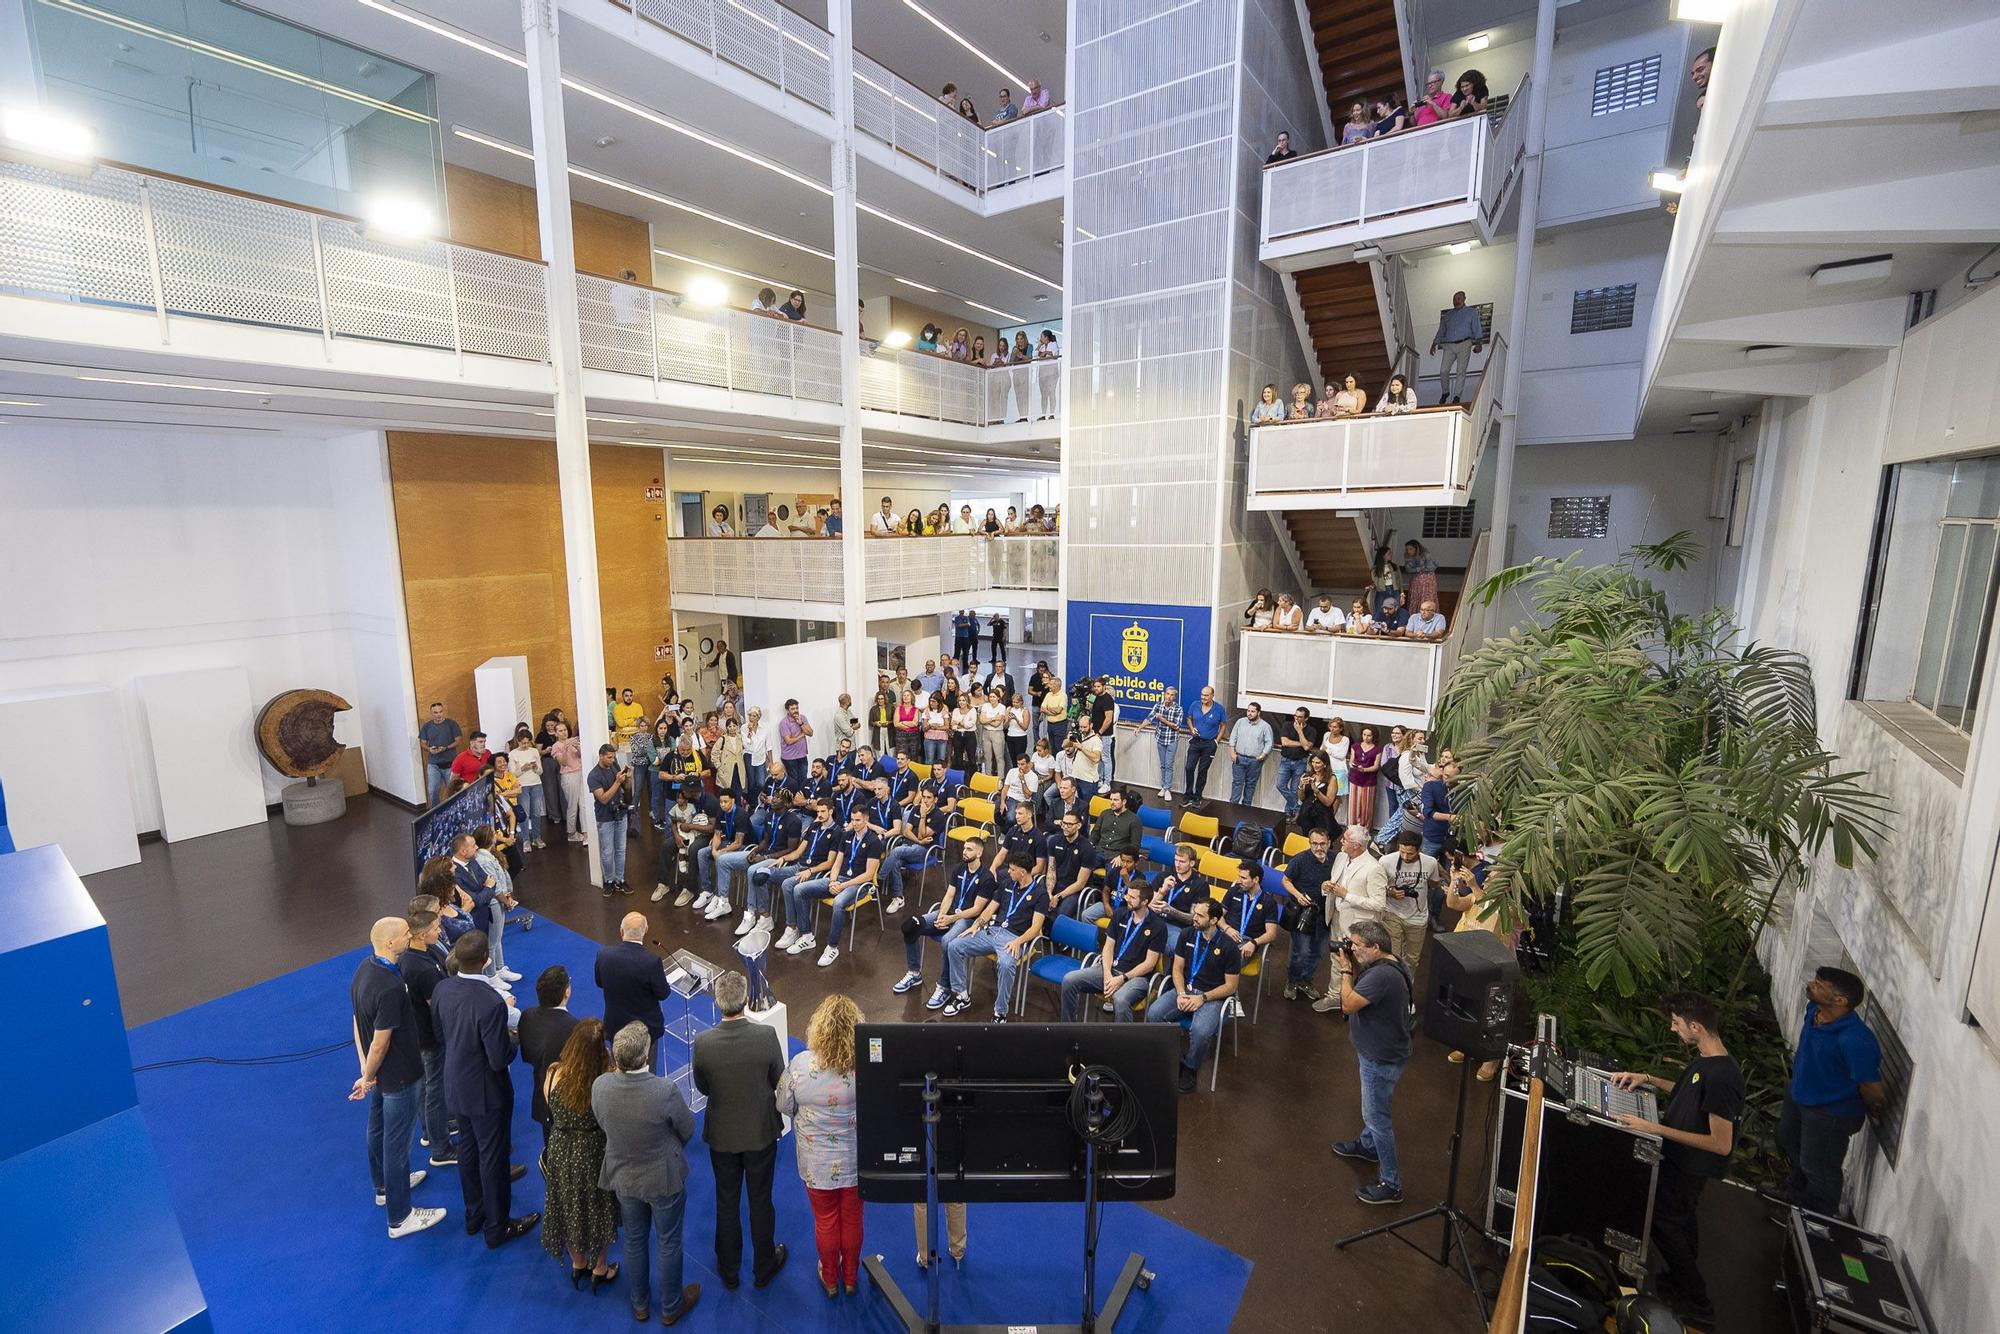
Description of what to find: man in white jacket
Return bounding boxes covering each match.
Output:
[1313,825,1388,1013]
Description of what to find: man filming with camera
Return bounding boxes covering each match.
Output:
[1329,920,1414,1205]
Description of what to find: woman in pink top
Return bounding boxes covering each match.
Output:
[893,690,922,759]
[551,721,587,843]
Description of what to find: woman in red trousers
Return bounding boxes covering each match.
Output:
[778,994,864,1295]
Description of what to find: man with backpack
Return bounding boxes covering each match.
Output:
[1328,919,1414,1204]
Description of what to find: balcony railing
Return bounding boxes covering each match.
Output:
[1238,629,1446,727]
[1260,76,1530,260]
[1246,337,1505,509]
[668,535,1058,607]
[859,347,1062,426]
[620,0,1063,199]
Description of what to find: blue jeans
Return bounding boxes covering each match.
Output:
[366,1081,421,1225]
[783,756,808,790]
[1287,919,1330,987]
[924,736,948,764]
[517,782,545,837]
[1356,1053,1409,1188]
[697,842,726,894]
[754,862,806,923]
[1044,720,1068,750]
[418,1047,451,1151]
[1277,756,1308,817]
[630,760,653,815]
[1778,1095,1865,1215]
[945,924,1022,1012]
[597,815,628,881]
[715,847,758,907]
[425,763,452,804]
[619,1188,690,1320]
[904,913,969,973]
[1146,991,1226,1072]
[1060,968,1149,1022]
[1230,756,1263,806]
[1100,731,1117,786]
[882,843,928,903]
[1153,733,1180,792]
[1184,736,1216,797]
[744,761,766,799]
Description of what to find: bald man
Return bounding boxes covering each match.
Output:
[596,912,670,1069]
[351,916,444,1238]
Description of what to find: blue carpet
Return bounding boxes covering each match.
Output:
[129,920,1250,1332]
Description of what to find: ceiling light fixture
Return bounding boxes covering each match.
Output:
[653,247,789,291]
[1466,33,1490,52]
[1,103,97,165]
[893,0,1028,87]
[892,277,940,294]
[1667,0,1733,22]
[1446,240,1474,255]
[687,275,729,307]
[1649,168,1686,193]
[76,374,269,395]
[1809,254,1893,288]
[362,193,436,240]
[0,397,45,407]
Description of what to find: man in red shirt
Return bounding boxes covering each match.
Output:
[449,732,491,787]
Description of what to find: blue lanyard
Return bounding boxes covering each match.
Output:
[1187,932,1214,990]
[1001,880,1036,925]
[1237,892,1258,938]
[369,954,402,977]
[954,867,982,905]
[1115,914,1150,967]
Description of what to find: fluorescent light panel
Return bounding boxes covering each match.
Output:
[76,374,268,395]
[893,0,1028,87]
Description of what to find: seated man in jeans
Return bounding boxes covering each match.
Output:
[1144,897,1241,1092]
[941,859,1049,1019]
[1060,878,1166,1022]
[768,799,841,952]
[693,790,749,923]
[893,836,995,1008]
[781,805,883,968]
[722,789,800,937]
[880,785,947,916]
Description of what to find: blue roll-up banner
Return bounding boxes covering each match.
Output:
[1065,601,1214,722]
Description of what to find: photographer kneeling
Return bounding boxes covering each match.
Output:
[1328,920,1414,1205]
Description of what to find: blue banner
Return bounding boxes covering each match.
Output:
[1066,601,1213,722]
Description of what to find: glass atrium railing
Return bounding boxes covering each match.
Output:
[859,346,1062,427]
[667,535,1057,607]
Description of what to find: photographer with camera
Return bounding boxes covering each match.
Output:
[1328,920,1414,1204]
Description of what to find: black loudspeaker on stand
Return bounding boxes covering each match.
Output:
[1336,932,1519,1327]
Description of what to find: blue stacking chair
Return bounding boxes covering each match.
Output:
[1137,803,1172,835]
[1141,834,1176,871]
[1019,913,1103,1017]
[942,767,970,797]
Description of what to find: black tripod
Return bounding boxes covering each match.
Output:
[1336,1052,1490,1325]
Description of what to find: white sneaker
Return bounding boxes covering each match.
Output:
[692,891,713,911]
[892,970,924,993]
[389,1206,446,1238]
[498,968,522,982]
[733,910,756,936]
[651,885,668,902]
[775,927,799,951]
[886,896,905,914]
[787,933,817,956]
[1160,787,1171,800]
[375,1169,426,1205]
[817,945,840,967]
[704,898,732,921]
[755,914,774,933]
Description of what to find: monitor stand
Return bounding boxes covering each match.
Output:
[861,1072,1153,1334]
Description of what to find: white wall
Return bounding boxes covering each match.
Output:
[0,424,419,829]
[1740,313,2000,1330]
[1538,4,1693,227]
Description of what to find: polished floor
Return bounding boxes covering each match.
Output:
[89,796,1791,1332]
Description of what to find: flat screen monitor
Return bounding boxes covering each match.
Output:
[854,1022,1180,1205]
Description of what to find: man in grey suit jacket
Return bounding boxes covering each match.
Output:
[594,1022,701,1326]
[691,971,788,1290]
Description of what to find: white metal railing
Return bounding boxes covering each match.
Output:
[860,346,1062,426]
[1433,529,1493,695]
[1238,628,1445,723]
[0,158,846,404]
[1260,75,1531,246]
[1247,336,1505,502]
[667,534,1057,607]
[622,0,1062,199]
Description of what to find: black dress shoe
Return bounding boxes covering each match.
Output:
[1176,1064,1199,1093]
[509,1163,527,1182]
[486,1212,540,1248]
[753,1242,789,1289]
[464,1218,482,1237]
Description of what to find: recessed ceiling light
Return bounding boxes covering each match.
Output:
[1447,241,1474,255]
[1809,254,1893,288]
[595,135,617,147]
[1649,169,1686,193]
[1744,345,1793,363]
[1668,0,1732,21]
[0,398,44,407]
[77,374,269,395]
[1466,33,1490,52]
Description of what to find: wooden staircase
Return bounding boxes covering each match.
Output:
[1281,510,1376,593]
[1304,0,1408,119]
[1293,263,1392,396]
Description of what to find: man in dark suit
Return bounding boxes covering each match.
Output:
[596,912,670,1067]
[690,972,788,1290]
[431,930,539,1249]
[449,835,500,983]
[516,964,581,1156]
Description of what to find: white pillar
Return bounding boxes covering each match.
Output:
[522,0,611,885]
[1487,0,1558,568]
[827,0,871,695]
[0,0,38,106]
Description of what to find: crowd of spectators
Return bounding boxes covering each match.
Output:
[701,496,1059,540]
[936,77,1055,131]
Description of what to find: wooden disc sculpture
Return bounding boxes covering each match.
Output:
[255,689,351,779]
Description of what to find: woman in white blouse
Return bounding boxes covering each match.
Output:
[1377,373,1417,413]
[976,687,1010,776]
[1273,593,1305,631]
[1321,715,1352,788]
[742,706,773,793]
[950,694,979,773]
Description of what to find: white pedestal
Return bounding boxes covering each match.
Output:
[473,656,533,748]
[134,667,268,842]
[0,685,141,874]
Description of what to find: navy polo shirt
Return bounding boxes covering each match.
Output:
[1154,870,1205,917]
[993,877,1051,934]
[836,828,885,876]
[1106,907,1168,973]
[759,808,802,853]
[798,820,841,870]
[1001,823,1047,872]
[1790,1003,1883,1117]
[1048,833,1099,888]
[1221,883,1276,945]
[1175,927,1241,994]
[947,864,997,915]
[350,955,423,1093]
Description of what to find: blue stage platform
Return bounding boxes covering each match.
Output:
[129,919,1252,1332]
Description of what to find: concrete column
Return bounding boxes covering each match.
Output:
[522,0,611,885]
[1487,0,1559,568]
[826,0,871,696]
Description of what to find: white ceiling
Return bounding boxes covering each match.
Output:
[793,0,1068,107]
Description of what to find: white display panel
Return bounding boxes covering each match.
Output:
[133,667,269,842]
[474,656,533,748]
[0,684,142,873]
[740,637,875,763]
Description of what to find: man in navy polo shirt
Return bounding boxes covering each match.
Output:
[695,791,748,922]
[784,806,884,967]
[1145,897,1241,1092]
[351,916,444,1238]
[1218,864,1279,970]
[771,799,842,953]
[1045,811,1102,920]
[943,859,1049,1019]
[880,784,942,916]
[896,836,995,1006]
[729,789,801,937]
[1183,685,1227,800]
[1281,829,1336,1000]
[994,798,1049,883]
[1061,879,1165,1022]
[1778,967,1885,1215]
[1149,844,1206,954]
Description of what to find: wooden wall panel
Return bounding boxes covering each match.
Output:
[387,433,670,746]
[443,163,653,280]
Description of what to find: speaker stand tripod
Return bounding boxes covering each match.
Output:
[1335,1053,1490,1326]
